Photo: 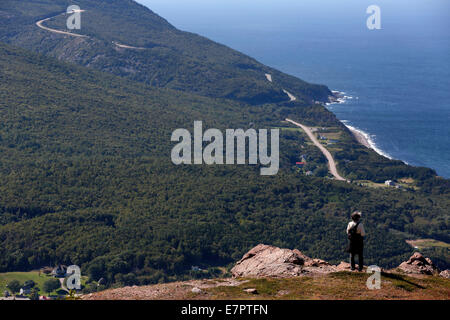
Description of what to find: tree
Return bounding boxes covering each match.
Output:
[30,288,40,300]
[24,280,36,288]
[7,280,21,294]
[43,279,60,294]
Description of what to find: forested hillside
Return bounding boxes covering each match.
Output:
[0,0,331,105]
[0,0,448,293]
[0,43,448,290]
[0,0,443,183]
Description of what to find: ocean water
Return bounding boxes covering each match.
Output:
[138,0,450,178]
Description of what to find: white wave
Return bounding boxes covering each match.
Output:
[344,123,393,159]
[329,90,353,105]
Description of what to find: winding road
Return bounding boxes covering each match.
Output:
[36,10,144,49]
[37,13,343,182]
[286,118,347,181]
[36,11,88,38]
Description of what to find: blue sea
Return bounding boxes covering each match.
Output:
[138,0,450,178]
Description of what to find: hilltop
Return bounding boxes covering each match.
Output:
[83,245,450,300]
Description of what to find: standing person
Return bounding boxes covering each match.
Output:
[346,211,365,271]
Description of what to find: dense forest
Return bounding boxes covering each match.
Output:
[0,0,448,292]
[0,43,448,291]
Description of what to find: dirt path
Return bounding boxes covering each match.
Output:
[286,118,347,181]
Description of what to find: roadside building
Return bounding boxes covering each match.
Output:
[19,287,31,295]
[385,180,396,187]
[296,162,306,169]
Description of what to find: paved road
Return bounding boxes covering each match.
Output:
[286,118,347,181]
[36,12,88,38]
[36,11,143,50]
[282,89,297,102]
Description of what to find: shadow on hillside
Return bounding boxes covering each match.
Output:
[381,272,425,290]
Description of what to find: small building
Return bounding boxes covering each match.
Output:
[19,287,31,295]
[385,180,396,187]
[191,266,202,272]
[295,162,306,168]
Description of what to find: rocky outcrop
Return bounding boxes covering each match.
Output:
[83,245,450,300]
[398,252,440,275]
[439,270,450,279]
[231,244,342,278]
[232,245,446,279]
[336,261,353,271]
[231,244,305,278]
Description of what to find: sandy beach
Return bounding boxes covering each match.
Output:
[347,125,371,149]
[345,123,393,159]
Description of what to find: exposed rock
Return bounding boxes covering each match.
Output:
[304,258,331,267]
[439,270,450,279]
[243,288,258,294]
[336,262,352,271]
[231,244,341,278]
[231,244,306,278]
[398,252,439,275]
[191,287,202,293]
[276,290,290,296]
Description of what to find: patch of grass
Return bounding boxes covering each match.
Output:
[0,271,88,297]
[329,271,368,280]
[406,239,450,250]
[206,272,450,300]
[383,274,424,292]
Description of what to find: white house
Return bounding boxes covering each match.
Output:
[19,287,31,295]
[385,180,396,186]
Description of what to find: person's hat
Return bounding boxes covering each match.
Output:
[351,211,362,219]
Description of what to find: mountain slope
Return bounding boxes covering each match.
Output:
[0,0,331,105]
[0,43,449,285]
[0,0,448,290]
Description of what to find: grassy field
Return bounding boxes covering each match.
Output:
[83,271,450,300]
[0,271,87,297]
[205,272,450,300]
[406,239,450,250]
[355,180,389,188]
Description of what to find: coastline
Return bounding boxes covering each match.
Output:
[326,91,393,160]
[346,125,371,148]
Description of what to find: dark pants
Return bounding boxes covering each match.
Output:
[350,250,364,271]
